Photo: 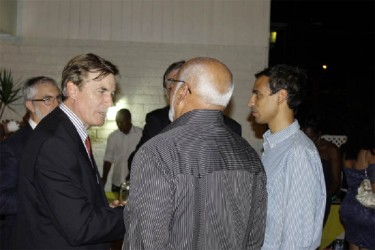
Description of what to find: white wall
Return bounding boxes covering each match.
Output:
[17,0,269,46]
[0,0,270,191]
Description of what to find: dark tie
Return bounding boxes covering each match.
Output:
[85,136,92,157]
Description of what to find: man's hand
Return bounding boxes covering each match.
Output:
[110,199,127,208]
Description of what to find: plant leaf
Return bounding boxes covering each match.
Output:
[0,69,23,120]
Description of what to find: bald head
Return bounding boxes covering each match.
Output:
[169,57,234,121]
[179,57,233,107]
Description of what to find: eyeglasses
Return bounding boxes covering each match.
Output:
[166,79,191,94]
[31,95,62,106]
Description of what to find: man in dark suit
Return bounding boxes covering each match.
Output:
[0,76,61,249]
[14,53,125,249]
[128,60,242,169]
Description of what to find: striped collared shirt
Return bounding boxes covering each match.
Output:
[59,103,89,154]
[261,120,326,250]
[124,109,267,250]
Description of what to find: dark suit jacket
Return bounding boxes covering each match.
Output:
[15,107,124,249]
[127,106,170,169]
[135,106,171,150]
[0,123,33,249]
[128,106,242,169]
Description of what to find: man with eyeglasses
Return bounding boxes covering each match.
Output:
[127,60,186,169]
[124,57,267,250]
[128,60,242,169]
[0,76,60,249]
[14,54,125,249]
[248,65,326,250]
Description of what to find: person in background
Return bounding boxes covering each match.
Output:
[127,60,186,168]
[135,60,185,148]
[14,53,125,249]
[101,108,142,191]
[128,60,242,168]
[123,57,267,249]
[301,115,341,227]
[0,76,61,249]
[339,120,375,250]
[248,64,326,250]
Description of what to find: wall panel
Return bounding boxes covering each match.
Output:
[18,0,269,46]
[1,0,270,190]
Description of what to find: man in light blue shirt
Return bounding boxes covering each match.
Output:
[248,64,326,250]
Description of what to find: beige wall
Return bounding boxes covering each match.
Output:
[0,0,270,191]
[17,0,269,46]
[0,0,17,35]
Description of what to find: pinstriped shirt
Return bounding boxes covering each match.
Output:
[59,103,89,148]
[123,110,267,250]
[261,120,326,250]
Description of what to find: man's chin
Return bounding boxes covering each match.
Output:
[253,116,264,124]
[91,118,105,127]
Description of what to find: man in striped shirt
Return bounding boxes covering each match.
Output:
[123,57,267,250]
[248,64,326,250]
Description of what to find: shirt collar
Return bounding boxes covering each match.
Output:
[28,118,38,130]
[164,110,224,132]
[263,120,300,148]
[59,103,88,142]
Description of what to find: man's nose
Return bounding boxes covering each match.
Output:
[247,95,255,107]
[105,94,114,107]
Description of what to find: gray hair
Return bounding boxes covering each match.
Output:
[23,76,59,101]
[196,81,233,107]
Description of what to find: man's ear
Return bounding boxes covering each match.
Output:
[25,100,35,113]
[176,85,190,105]
[66,81,78,99]
[277,89,288,104]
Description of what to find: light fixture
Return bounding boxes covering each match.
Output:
[270,31,277,44]
[106,98,128,120]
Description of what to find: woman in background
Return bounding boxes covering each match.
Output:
[339,120,375,250]
[302,116,341,227]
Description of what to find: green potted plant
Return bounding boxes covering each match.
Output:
[0,69,23,120]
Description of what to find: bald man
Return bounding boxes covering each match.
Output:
[123,57,267,250]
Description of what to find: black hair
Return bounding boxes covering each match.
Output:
[342,118,375,160]
[162,60,185,88]
[255,64,307,112]
[116,108,131,121]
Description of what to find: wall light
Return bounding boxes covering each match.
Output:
[270,31,277,44]
[322,64,328,70]
[106,98,128,120]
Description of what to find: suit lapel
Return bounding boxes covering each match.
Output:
[57,109,105,195]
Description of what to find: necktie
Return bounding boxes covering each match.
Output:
[85,135,99,184]
[85,136,92,157]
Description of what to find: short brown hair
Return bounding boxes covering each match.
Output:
[61,53,119,100]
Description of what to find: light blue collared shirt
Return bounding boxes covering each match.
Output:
[261,120,326,250]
